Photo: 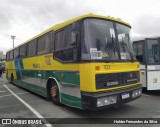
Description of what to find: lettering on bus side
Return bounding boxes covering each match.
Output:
[44,55,52,65]
[33,64,40,68]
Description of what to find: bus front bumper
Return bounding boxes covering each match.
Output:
[81,84,142,110]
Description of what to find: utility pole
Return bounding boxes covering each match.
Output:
[11,35,16,48]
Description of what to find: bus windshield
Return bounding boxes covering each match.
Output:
[147,39,160,64]
[116,23,135,61]
[82,19,135,61]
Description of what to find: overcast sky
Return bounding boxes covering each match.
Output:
[1,0,160,53]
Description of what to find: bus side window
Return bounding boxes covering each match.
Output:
[27,40,37,57]
[19,44,27,58]
[37,31,53,55]
[55,25,73,51]
[14,48,19,59]
[54,24,78,62]
[10,50,14,61]
[133,41,144,63]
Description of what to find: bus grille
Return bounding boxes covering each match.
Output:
[96,71,140,89]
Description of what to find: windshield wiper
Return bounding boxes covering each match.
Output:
[123,42,134,62]
[107,36,118,60]
[103,36,119,62]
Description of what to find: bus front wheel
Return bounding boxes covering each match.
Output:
[50,80,61,105]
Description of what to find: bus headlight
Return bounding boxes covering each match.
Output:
[132,89,141,98]
[97,96,117,107]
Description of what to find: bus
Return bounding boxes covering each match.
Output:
[6,13,141,110]
[133,37,160,90]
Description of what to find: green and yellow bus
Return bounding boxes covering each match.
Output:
[6,13,141,110]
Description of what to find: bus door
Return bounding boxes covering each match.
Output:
[146,38,160,90]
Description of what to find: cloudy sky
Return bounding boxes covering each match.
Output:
[1,0,160,53]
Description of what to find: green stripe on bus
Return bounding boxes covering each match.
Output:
[14,79,46,97]
[54,71,80,86]
[16,70,80,86]
[61,93,82,108]
[21,70,42,79]
[14,79,82,108]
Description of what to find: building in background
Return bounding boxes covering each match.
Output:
[0,51,5,61]
[2,54,5,60]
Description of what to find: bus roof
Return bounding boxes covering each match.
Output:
[7,13,131,52]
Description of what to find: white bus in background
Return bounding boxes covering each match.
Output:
[133,38,160,90]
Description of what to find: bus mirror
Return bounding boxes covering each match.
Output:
[71,32,77,46]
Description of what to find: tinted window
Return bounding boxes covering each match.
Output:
[10,50,14,60]
[55,30,64,50]
[14,48,19,59]
[54,48,77,62]
[37,32,53,55]
[54,24,78,62]
[55,25,72,50]
[6,52,10,61]
[133,41,144,63]
[147,39,160,63]
[19,44,26,58]
[133,41,143,55]
[137,42,143,55]
[27,40,37,57]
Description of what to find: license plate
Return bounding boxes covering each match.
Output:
[121,93,130,99]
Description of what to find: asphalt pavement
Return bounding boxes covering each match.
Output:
[0,72,160,127]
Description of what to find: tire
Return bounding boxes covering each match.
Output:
[50,80,61,105]
[11,74,14,84]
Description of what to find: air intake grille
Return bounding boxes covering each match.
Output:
[96,71,140,89]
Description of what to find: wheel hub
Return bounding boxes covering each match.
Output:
[51,87,57,97]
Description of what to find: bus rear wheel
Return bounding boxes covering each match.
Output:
[11,74,14,84]
[50,81,61,105]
